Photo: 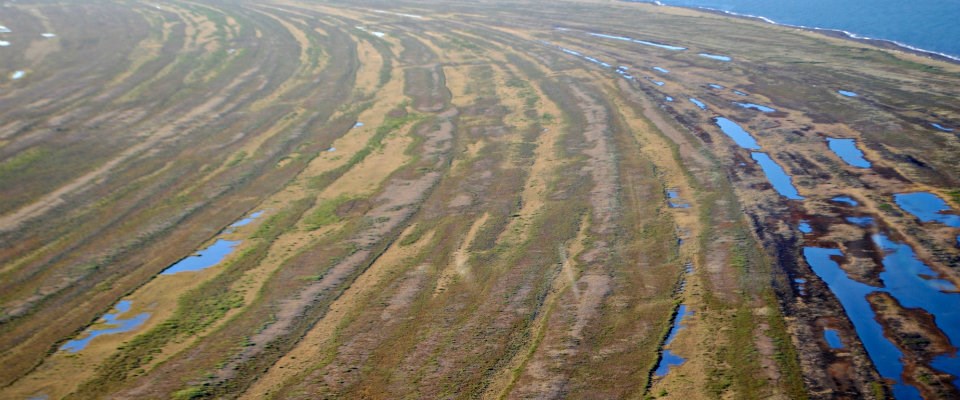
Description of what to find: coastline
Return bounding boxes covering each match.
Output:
[628,1,960,65]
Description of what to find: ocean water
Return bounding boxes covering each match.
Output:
[643,0,960,60]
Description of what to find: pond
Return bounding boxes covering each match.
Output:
[826,138,871,168]
[751,152,804,200]
[714,117,760,150]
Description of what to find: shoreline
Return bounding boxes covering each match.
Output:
[629,1,960,65]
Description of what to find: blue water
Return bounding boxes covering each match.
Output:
[803,247,920,399]
[229,210,265,228]
[832,196,859,206]
[894,192,960,227]
[798,221,812,234]
[733,90,748,96]
[667,189,691,208]
[751,152,804,200]
[699,53,731,61]
[838,90,859,97]
[643,0,960,60]
[61,300,150,353]
[651,79,665,86]
[587,32,687,51]
[714,117,760,150]
[655,304,693,376]
[665,96,674,102]
[824,329,845,349]
[734,102,776,113]
[827,138,871,168]
[931,123,954,132]
[846,216,874,227]
[689,98,707,110]
[708,83,724,89]
[160,239,241,275]
[653,66,670,73]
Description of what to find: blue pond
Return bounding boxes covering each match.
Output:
[665,96,674,102]
[824,329,844,349]
[826,138,871,168]
[838,90,858,97]
[733,90,749,96]
[653,66,670,73]
[667,189,691,208]
[799,221,812,234]
[832,196,859,206]
[734,102,776,112]
[61,300,150,353]
[160,239,241,275]
[846,216,874,227]
[651,80,665,86]
[229,210,265,228]
[354,122,364,128]
[931,123,954,132]
[587,32,687,51]
[894,192,960,227]
[708,83,724,89]
[803,247,920,399]
[714,117,760,150]
[699,53,731,61]
[689,98,707,110]
[751,152,804,200]
[655,304,693,376]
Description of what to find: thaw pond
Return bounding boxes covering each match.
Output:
[824,329,844,349]
[161,210,264,274]
[751,152,804,200]
[838,90,858,97]
[654,304,693,376]
[931,123,954,132]
[803,247,920,399]
[228,210,265,229]
[831,196,858,206]
[708,83,724,89]
[587,32,687,51]
[0,40,9,47]
[734,102,776,113]
[688,98,707,110]
[41,33,56,38]
[667,189,691,208]
[11,70,25,80]
[714,117,760,150]
[651,79,665,86]
[60,300,150,353]
[665,96,674,102]
[699,53,731,61]
[826,138,871,168]
[846,216,874,227]
[733,90,749,96]
[799,221,812,234]
[160,239,241,275]
[652,66,669,73]
[894,192,960,227]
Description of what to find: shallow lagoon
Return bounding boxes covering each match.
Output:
[714,117,760,150]
[826,138,871,168]
[751,152,804,200]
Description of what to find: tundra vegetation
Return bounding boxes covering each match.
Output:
[0,0,958,399]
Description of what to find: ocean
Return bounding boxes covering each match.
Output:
[642,0,960,61]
